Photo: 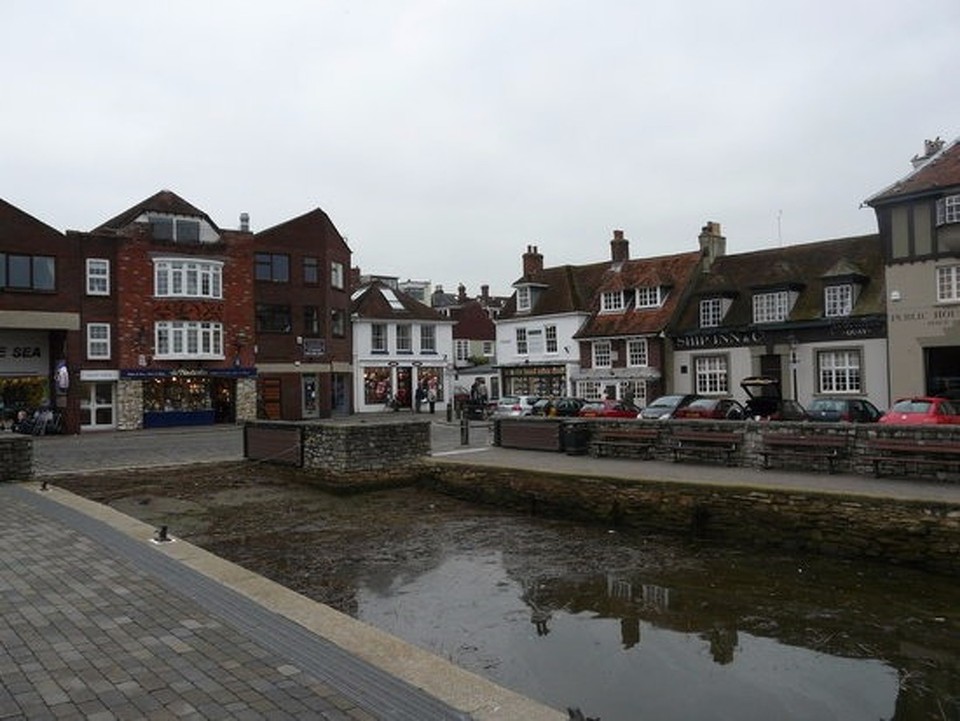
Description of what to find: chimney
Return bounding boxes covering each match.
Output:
[610,229,629,262]
[522,245,543,278]
[911,137,945,169]
[481,284,489,301]
[458,283,467,302]
[239,212,250,232]
[698,221,726,272]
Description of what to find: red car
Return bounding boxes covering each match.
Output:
[672,397,747,420]
[878,397,960,425]
[578,400,640,418]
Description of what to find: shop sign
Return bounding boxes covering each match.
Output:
[0,330,48,376]
[80,369,120,382]
[673,330,764,350]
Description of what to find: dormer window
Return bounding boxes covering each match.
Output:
[937,195,960,226]
[601,291,624,313]
[149,215,201,243]
[517,286,531,312]
[824,284,854,317]
[752,290,793,324]
[699,297,724,328]
[635,286,663,308]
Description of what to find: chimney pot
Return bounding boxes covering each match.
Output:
[240,212,250,232]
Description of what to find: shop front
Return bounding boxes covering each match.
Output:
[500,363,568,398]
[360,362,447,412]
[121,367,255,429]
[0,329,54,429]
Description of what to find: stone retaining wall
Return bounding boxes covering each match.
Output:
[0,435,32,481]
[423,462,960,575]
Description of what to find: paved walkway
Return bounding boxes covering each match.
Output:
[9,418,960,721]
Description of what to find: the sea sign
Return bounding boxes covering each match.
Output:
[0,330,48,376]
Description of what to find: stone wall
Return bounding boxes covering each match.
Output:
[116,380,144,431]
[245,419,431,491]
[0,435,32,481]
[235,378,257,422]
[423,462,960,575]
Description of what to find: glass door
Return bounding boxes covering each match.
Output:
[80,382,116,430]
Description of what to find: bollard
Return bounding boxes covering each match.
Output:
[446,403,453,422]
[460,413,470,445]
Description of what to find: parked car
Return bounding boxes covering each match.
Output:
[878,397,960,425]
[740,377,806,421]
[492,395,540,418]
[638,394,701,420]
[672,397,747,420]
[578,400,641,418]
[806,397,882,423]
[531,397,586,417]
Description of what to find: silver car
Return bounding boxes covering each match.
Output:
[492,395,540,418]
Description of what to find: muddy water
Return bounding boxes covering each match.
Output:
[61,468,960,721]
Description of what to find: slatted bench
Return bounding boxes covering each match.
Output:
[590,427,660,459]
[865,438,960,478]
[761,433,848,474]
[671,429,741,466]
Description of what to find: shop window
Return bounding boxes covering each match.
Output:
[144,377,212,412]
[86,323,111,360]
[86,259,110,295]
[364,366,391,405]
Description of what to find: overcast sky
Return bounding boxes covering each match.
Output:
[3,1,959,296]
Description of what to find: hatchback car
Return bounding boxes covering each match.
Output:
[740,377,807,421]
[492,395,540,418]
[638,394,701,420]
[578,400,641,418]
[806,397,882,423]
[532,397,586,417]
[672,397,747,420]
[878,397,960,425]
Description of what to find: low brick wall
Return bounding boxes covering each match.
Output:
[244,419,431,491]
[0,435,33,481]
[423,462,960,575]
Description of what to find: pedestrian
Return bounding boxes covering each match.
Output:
[427,380,438,414]
[415,383,425,413]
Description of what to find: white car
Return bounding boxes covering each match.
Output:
[492,395,540,418]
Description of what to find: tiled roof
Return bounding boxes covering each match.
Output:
[866,137,960,205]
[351,280,446,322]
[450,300,495,340]
[575,251,702,338]
[500,262,609,319]
[671,234,884,332]
[93,190,218,233]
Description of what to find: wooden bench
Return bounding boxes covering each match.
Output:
[590,427,659,459]
[671,430,741,466]
[865,438,960,478]
[761,433,848,474]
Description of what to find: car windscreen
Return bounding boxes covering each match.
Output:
[891,400,932,413]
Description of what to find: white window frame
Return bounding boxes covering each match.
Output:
[456,339,471,362]
[482,340,494,357]
[545,324,558,354]
[396,323,412,353]
[331,261,345,290]
[601,291,624,313]
[420,325,436,353]
[937,194,960,226]
[517,286,531,312]
[515,328,528,355]
[86,323,111,359]
[626,338,648,367]
[371,323,387,353]
[699,298,723,328]
[576,380,603,401]
[154,259,223,299]
[86,259,110,296]
[593,340,612,368]
[824,284,854,317]
[752,290,791,323]
[818,349,862,393]
[937,265,960,303]
[635,286,662,308]
[154,321,224,359]
[694,355,729,394]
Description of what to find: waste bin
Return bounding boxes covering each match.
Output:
[562,421,589,456]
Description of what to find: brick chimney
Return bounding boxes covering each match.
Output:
[458,283,467,302]
[698,221,726,272]
[911,137,945,169]
[481,284,489,301]
[610,229,629,262]
[522,245,543,278]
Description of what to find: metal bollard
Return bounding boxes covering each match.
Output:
[460,413,470,445]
